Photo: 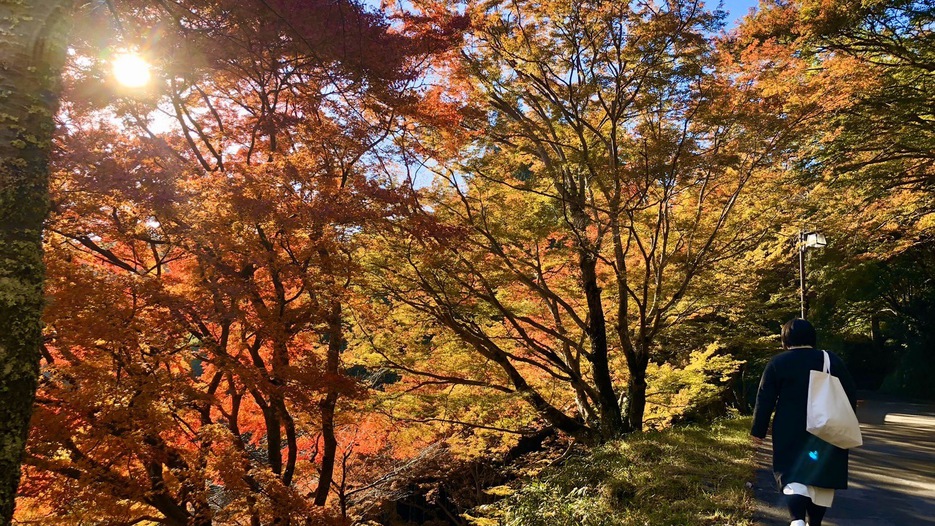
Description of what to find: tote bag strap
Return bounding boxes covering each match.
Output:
[821,350,831,374]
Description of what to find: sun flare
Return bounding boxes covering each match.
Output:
[112,52,151,88]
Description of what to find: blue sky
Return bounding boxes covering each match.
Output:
[720,0,761,27]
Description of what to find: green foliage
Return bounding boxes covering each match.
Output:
[811,243,935,396]
[467,418,756,526]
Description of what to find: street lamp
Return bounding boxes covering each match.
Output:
[799,230,827,319]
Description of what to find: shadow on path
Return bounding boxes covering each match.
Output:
[752,392,935,526]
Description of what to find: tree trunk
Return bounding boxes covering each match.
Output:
[578,250,625,439]
[624,352,649,432]
[0,2,70,523]
[314,301,341,506]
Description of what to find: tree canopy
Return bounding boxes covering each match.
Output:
[1,0,932,523]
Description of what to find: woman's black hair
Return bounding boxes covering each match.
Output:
[781,318,817,349]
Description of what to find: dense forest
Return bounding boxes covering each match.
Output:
[1,0,931,524]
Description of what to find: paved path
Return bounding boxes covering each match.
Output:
[752,393,935,525]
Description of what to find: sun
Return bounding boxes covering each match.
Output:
[112,52,151,88]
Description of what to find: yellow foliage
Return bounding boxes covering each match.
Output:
[644,343,744,428]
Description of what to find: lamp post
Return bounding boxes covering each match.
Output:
[799,230,827,319]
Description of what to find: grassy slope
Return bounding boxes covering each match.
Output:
[468,417,757,526]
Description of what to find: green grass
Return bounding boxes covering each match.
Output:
[466,417,757,526]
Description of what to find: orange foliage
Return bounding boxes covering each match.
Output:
[17,0,466,524]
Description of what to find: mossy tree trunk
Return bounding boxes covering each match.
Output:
[0,2,70,523]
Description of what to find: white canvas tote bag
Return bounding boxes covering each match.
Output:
[806,350,862,449]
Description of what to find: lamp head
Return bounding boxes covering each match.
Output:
[804,232,827,249]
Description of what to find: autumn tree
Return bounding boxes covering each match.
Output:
[739,0,933,237]
[368,0,826,439]
[26,128,392,524]
[761,0,934,190]
[17,0,465,524]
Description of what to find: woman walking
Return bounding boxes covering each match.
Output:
[751,319,859,526]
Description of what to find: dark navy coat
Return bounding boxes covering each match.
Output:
[751,347,858,489]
